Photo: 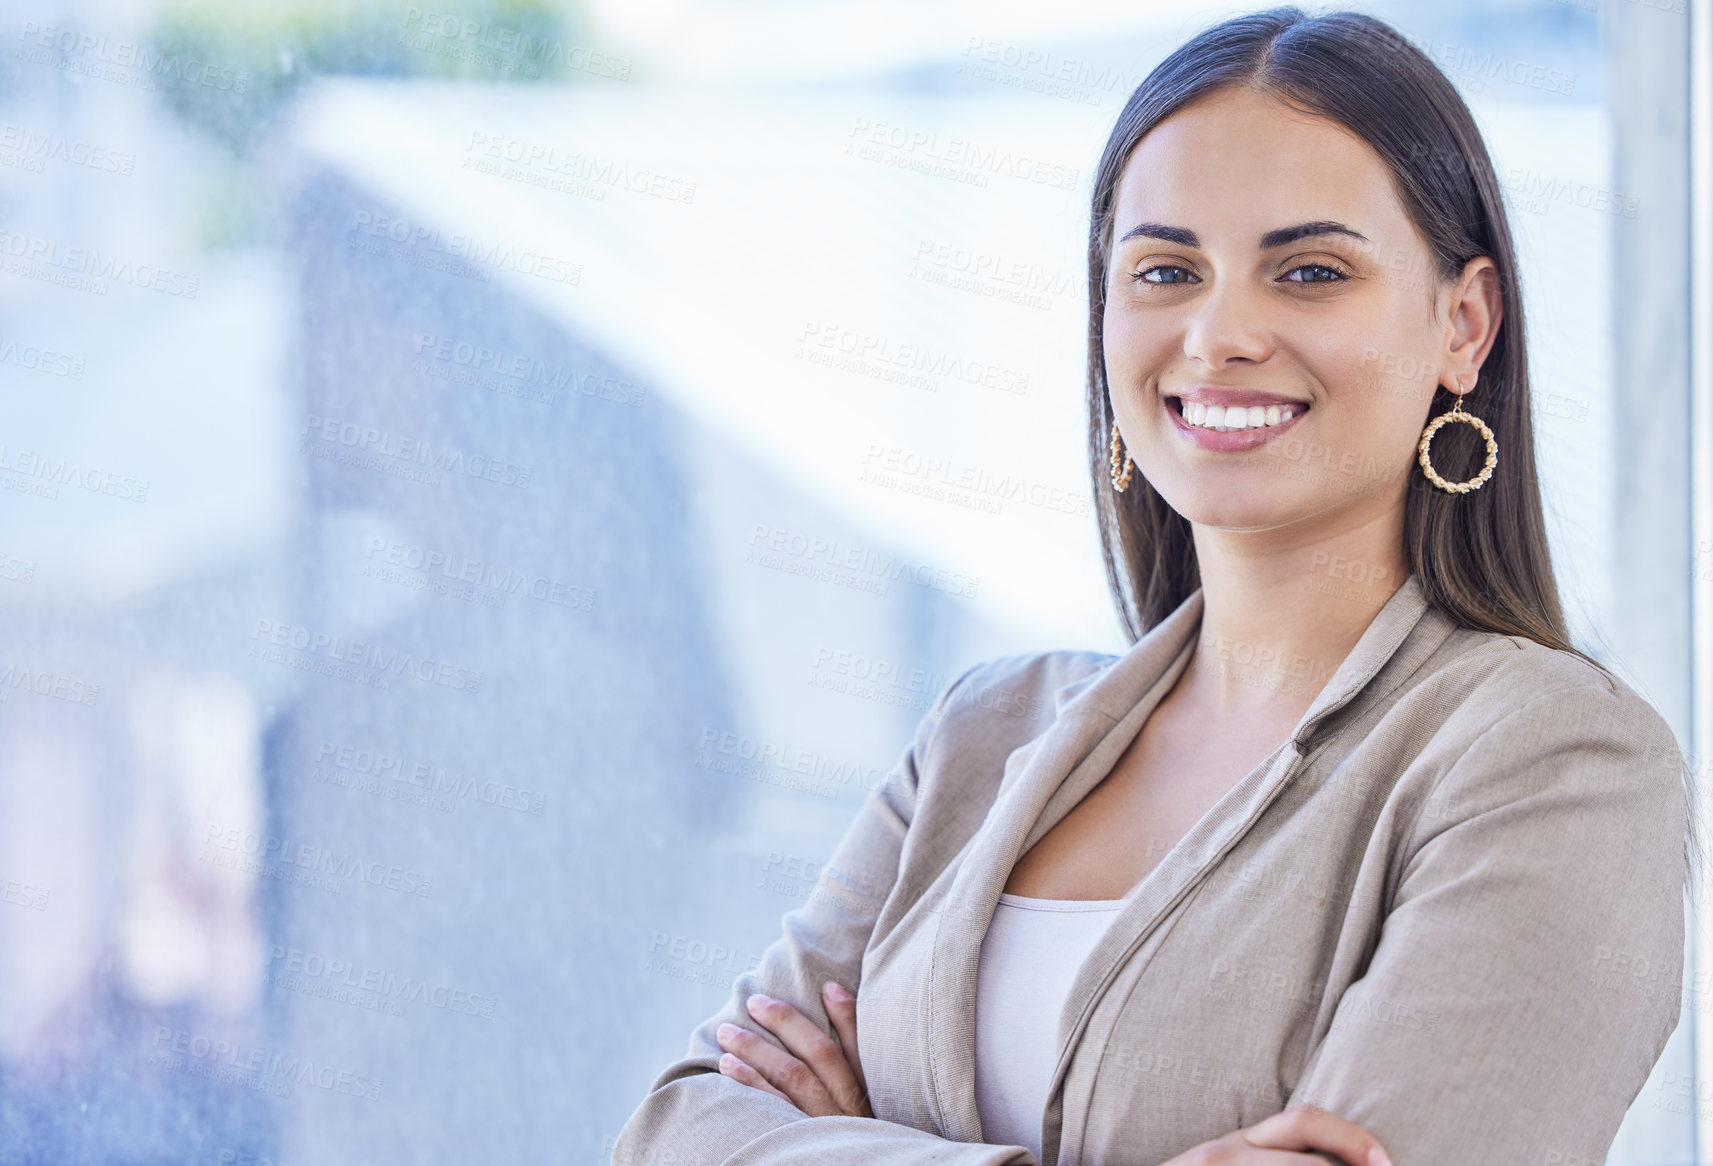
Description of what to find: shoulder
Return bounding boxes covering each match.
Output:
[933,646,1117,739]
[1392,625,1687,843]
[899,648,1117,805]
[1452,633,1665,722]
[1411,625,1677,755]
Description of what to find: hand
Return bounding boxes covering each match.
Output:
[715,980,873,1117]
[1159,1104,1394,1166]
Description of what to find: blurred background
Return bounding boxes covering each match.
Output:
[0,0,1708,1162]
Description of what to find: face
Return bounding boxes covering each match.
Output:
[1102,85,1499,535]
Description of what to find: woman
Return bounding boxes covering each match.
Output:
[613,8,1698,1165]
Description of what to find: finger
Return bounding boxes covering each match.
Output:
[746,993,867,1113]
[821,982,867,1090]
[717,1053,794,1107]
[822,981,871,1114]
[1241,1104,1394,1166]
[718,1015,836,1114]
[1161,1141,1343,1166]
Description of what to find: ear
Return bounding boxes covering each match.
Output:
[1442,257,1503,392]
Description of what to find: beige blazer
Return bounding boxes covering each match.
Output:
[613,574,1692,1165]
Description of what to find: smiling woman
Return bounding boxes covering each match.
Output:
[612,8,1697,1166]
[1088,15,1556,648]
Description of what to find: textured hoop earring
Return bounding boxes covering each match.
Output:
[1109,422,1135,493]
[1417,376,1498,494]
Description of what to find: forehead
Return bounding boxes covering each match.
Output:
[1112,86,1407,241]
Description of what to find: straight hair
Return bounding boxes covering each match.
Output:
[1083,6,1700,885]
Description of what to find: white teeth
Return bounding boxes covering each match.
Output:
[1179,400,1302,432]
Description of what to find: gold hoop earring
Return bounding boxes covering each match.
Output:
[1417,377,1497,494]
[1109,422,1135,492]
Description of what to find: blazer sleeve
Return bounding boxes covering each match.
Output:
[611,661,1041,1166]
[1286,681,1691,1165]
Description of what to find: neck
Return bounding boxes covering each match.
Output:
[1182,509,1409,719]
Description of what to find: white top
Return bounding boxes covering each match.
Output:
[972,892,1129,1162]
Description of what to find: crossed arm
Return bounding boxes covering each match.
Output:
[613,674,1687,1166]
[716,976,1393,1166]
[610,664,1048,1165]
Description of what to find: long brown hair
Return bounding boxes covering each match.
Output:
[1089,7,1575,657]
[1084,6,1701,887]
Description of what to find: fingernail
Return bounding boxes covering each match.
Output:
[1368,1149,1394,1166]
[717,1023,738,1040]
[824,981,851,1001]
[747,994,772,1009]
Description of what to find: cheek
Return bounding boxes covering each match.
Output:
[1335,294,1444,403]
[1100,302,1128,366]
[1330,340,1438,434]
[1101,304,1171,383]
[1323,358,1435,464]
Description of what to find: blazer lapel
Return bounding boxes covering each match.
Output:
[923,573,1438,1151]
[1042,573,1437,1166]
[923,587,1207,1141]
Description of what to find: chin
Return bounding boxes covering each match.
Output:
[1152,474,1318,530]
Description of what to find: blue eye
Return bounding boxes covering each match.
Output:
[1134,265,1195,285]
[1283,263,1346,283]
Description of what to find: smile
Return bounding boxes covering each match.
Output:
[1165,395,1310,450]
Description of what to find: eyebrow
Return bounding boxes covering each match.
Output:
[1116,220,1371,249]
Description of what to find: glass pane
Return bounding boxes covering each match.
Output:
[0,2,1696,1164]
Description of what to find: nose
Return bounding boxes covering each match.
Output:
[1180,279,1274,369]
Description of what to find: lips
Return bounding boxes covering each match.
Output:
[1162,390,1310,450]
